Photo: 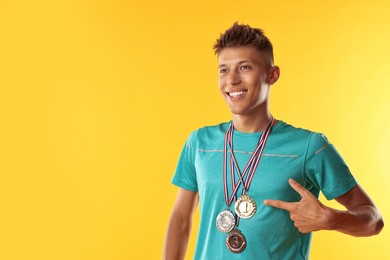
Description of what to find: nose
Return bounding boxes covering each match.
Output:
[226,70,241,86]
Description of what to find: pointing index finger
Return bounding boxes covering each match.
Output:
[264,199,293,211]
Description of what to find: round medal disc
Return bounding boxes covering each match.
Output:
[234,194,256,219]
[216,209,236,233]
[226,229,247,254]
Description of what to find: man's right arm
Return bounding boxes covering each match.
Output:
[163,188,199,260]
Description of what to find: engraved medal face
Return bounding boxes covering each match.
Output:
[234,194,256,219]
[216,209,236,233]
[226,229,247,253]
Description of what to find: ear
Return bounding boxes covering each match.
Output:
[268,66,280,85]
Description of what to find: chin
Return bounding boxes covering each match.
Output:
[227,104,245,113]
[229,109,247,116]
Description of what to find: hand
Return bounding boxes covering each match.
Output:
[264,178,333,233]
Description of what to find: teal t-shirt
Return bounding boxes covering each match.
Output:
[172,121,357,259]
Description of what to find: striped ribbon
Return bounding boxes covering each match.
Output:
[223,117,274,206]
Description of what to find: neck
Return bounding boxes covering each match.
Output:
[232,111,275,133]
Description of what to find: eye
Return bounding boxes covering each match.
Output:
[219,68,228,74]
[240,65,251,71]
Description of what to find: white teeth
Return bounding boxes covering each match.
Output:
[229,91,245,97]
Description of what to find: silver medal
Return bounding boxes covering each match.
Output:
[234,194,256,219]
[216,209,236,233]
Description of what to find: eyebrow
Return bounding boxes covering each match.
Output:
[218,60,253,68]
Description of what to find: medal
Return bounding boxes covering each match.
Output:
[216,209,236,233]
[226,229,247,254]
[234,194,256,219]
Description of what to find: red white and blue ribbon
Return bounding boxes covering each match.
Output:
[223,117,274,206]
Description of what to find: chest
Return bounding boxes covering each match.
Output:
[194,149,304,203]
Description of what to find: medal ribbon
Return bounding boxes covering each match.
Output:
[223,117,274,206]
[236,118,273,192]
[228,125,261,202]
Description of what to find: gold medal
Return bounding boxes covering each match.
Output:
[226,229,247,253]
[216,209,236,233]
[234,194,256,219]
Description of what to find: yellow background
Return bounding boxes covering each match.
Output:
[0,0,389,259]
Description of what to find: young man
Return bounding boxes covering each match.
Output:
[163,23,384,259]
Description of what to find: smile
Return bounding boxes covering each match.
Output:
[227,90,247,97]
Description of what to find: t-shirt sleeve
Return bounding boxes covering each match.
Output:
[171,130,198,192]
[303,132,357,200]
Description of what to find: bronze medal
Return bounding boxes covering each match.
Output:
[234,194,256,219]
[226,229,247,253]
[216,209,236,233]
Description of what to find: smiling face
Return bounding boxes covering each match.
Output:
[218,46,279,118]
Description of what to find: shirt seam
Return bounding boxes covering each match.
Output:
[302,132,315,188]
[315,143,330,154]
[197,148,299,158]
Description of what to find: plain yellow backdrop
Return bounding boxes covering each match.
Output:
[0,0,389,259]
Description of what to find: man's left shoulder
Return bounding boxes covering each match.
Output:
[274,120,316,138]
[274,121,330,148]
